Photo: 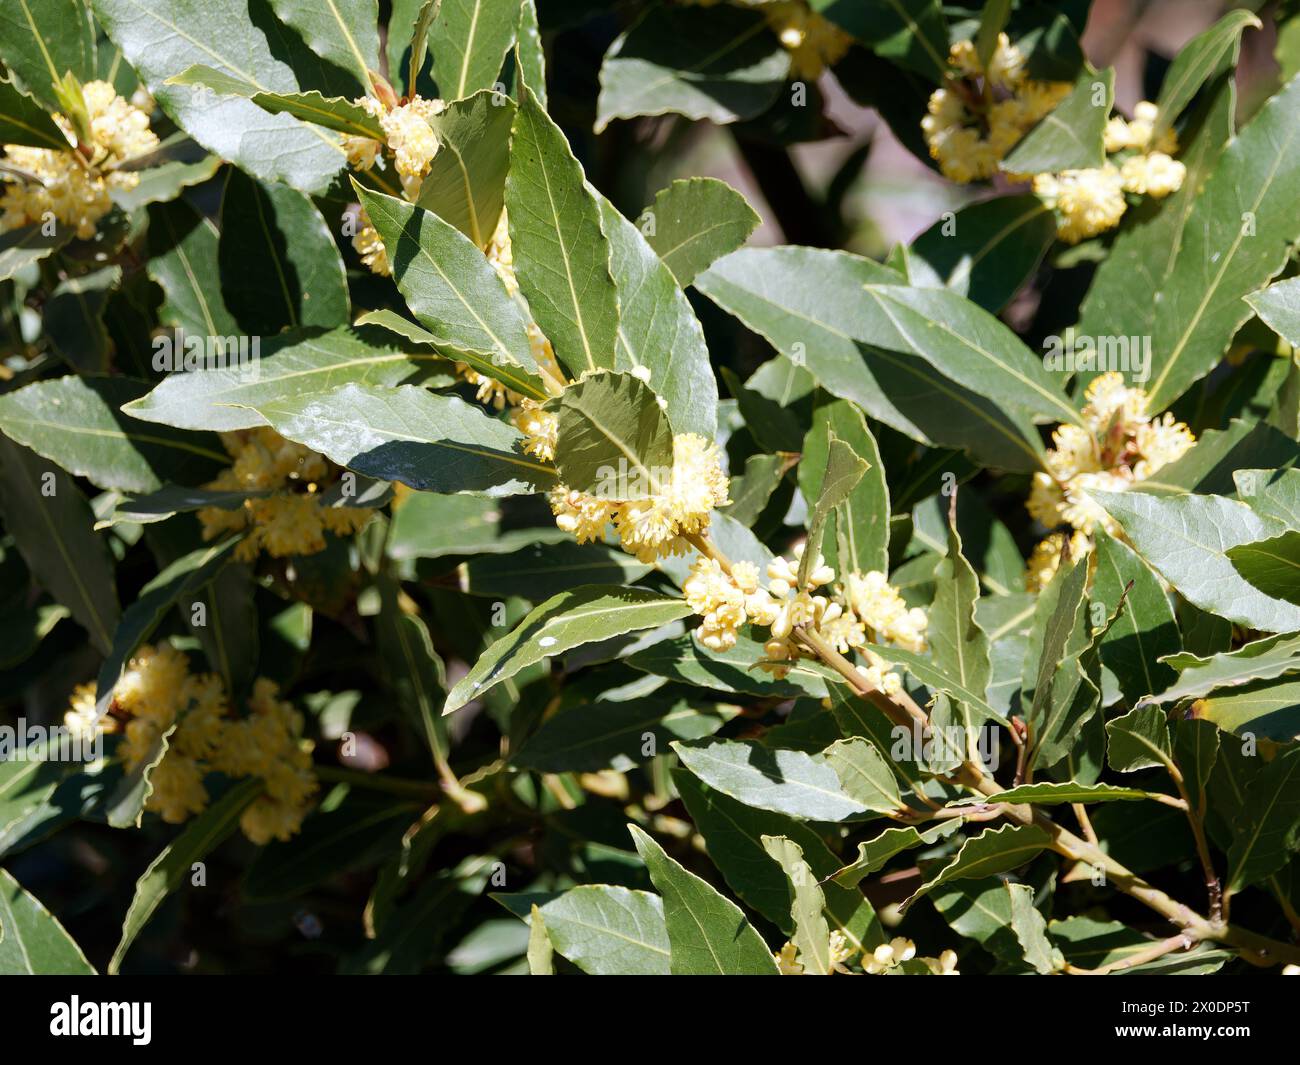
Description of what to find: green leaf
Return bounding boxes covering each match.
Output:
[111,151,223,213]
[830,822,956,887]
[673,738,869,822]
[628,823,779,975]
[802,398,889,574]
[0,750,105,859]
[0,0,95,111]
[673,769,882,950]
[1226,531,1300,606]
[248,382,554,496]
[514,0,546,106]
[1155,632,1300,704]
[975,0,1013,70]
[1106,705,1174,774]
[1093,490,1300,633]
[1092,529,1180,703]
[1142,420,1300,497]
[514,689,733,773]
[858,284,1082,429]
[723,452,789,528]
[1247,277,1300,348]
[1173,717,1220,815]
[1144,74,1300,410]
[104,721,176,830]
[0,73,69,149]
[146,198,239,339]
[1075,59,1236,392]
[697,247,1047,472]
[218,168,349,335]
[799,431,866,587]
[1005,881,1064,974]
[626,631,829,700]
[953,781,1151,806]
[0,867,94,974]
[504,886,670,975]
[1226,745,1300,894]
[93,0,348,194]
[927,504,992,748]
[108,778,261,974]
[827,683,925,788]
[1048,914,1229,973]
[268,0,380,95]
[526,904,553,975]
[507,84,620,377]
[444,586,692,712]
[596,4,789,131]
[124,325,445,432]
[1152,9,1260,142]
[761,835,831,974]
[165,66,386,139]
[820,737,902,814]
[598,196,718,439]
[909,195,1056,313]
[243,797,418,901]
[903,824,1053,910]
[403,0,440,94]
[195,560,258,699]
[867,644,1008,726]
[95,539,238,718]
[930,877,1023,963]
[643,177,760,288]
[428,0,518,100]
[0,375,225,493]
[811,0,948,81]
[356,185,546,399]
[341,854,492,973]
[464,540,651,601]
[43,266,119,374]
[0,223,71,282]
[386,492,567,561]
[1194,678,1300,741]
[0,438,119,654]
[376,573,449,766]
[552,371,673,497]
[1001,67,1113,174]
[1235,466,1300,526]
[415,90,514,248]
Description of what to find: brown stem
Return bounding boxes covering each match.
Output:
[1065,934,1194,975]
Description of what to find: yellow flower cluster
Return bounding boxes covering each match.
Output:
[921,35,1072,183]
[1025,372,1195,590]
[681,545,925,694]
[512,399,559,461]
[844,570,929,653]
[775,933,956,975]
[347,95,445,199]
[198,428,374,561]
[865,936,917,974]
[64,644,317,842]
[344,94,447,276]
[762,0,852,81]
[1,80,157,240]
[1032,100,1186,244]
[350,211,390,276]
[773,930,855,974]
[549,433,730,562]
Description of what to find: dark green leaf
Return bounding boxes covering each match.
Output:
[507,84,619,377]
[644,177,760,287]
[596,4,789,131]
[628,823,778,975]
